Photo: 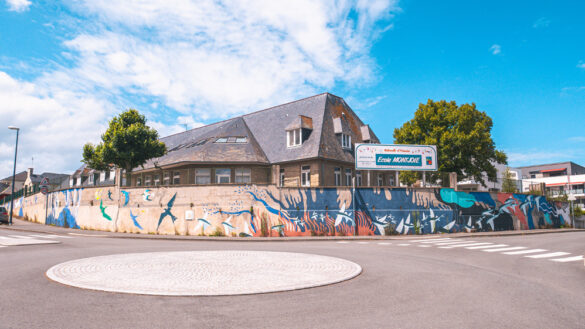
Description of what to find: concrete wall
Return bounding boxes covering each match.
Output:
[4,185,571,237]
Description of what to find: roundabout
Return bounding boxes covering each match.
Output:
[45,250,362,296]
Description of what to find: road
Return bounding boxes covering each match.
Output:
[0,226,584,329]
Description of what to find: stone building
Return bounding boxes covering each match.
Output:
[129,93,397,187]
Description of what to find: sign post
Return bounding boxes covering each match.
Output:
[40,177,50,223]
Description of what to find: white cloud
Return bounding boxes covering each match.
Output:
[532,17,550,29]
[59,0,398,118]
[0,71,111,178]
[489,44,501,55]
[577,61,585,69]
[5,0,31,12]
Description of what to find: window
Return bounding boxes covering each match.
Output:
[215,136,247,143]
[301,165,310,187]
[215,137,228,143]
[104,170,110,181]
[93,173,99,185]
[173,171,181,185]
[388,175,395,187]
[235,168,251,184]
[136,177,142,186]
[89,174,94,185]
[287,129,301,147]
[195,168,211,184]
[334,167,341,186]
[345,168,352,186]
[215,168,231,184]
[163,172,170,185]
[111,170,116,179]
[341,134,351,149]
[154,174,160,186]
[145,175,151,186]
[235,137,247,143]
[377,174,383,186]
[280,169,285,187]
[356,171,362,187]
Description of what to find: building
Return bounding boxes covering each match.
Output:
[515,161,585,207]
[0,171,27,201]
[129,93,397,187]
[69,164,117,187]
[23,168,69,192]
[457,162,521,192]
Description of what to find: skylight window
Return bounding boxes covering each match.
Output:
[215,136,247,143]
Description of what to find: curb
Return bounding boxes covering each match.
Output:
[2,218,585,242]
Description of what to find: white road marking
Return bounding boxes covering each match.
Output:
[8,235,32,239]
[550,255,584,263]
[482,246,526,253]
[0,238,60,246]
[526,252,571,259]
[466,244,509,250]
[411,238,452,243]
[336,241,349,244]
[439,242,493,249]
[67,232,109,237]
[377,242,391,245]
[503,249,547,255]
[418,245,431,248]
[434,240,475,246]
[397,243,410,246]
[357,242,369,244]
[28,234,72,239]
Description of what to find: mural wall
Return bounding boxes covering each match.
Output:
[4,185,571,237]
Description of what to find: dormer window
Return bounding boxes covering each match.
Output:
[287,129,302,147]
[341,134,351,149]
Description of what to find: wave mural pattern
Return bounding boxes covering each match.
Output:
[5,185,570,236]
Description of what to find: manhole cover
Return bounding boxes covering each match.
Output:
[46,250,362,296]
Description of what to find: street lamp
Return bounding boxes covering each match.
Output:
[8,126,19,225]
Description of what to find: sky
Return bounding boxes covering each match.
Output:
[0,0,584,179]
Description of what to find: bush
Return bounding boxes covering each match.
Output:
[209,227,225,237]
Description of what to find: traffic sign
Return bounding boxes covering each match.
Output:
[41,186,49,195]
[40,177,49,186]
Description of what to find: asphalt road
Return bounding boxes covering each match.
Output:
[0,227,583,329]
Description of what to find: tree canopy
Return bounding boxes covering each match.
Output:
[82,109,166,181]
[393,100,507,187]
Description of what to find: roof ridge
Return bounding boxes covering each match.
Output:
[159,93,331,140]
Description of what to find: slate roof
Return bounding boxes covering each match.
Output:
[134,93,379,172]
[29,172,69,185]
[0,171,27,183]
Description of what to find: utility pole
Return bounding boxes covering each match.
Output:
[8,126,20,225]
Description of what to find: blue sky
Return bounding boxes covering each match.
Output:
[0,0,584,178]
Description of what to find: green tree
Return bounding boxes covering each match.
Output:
[82,109,166,186]
[501,168,517,193]
[393,100,507,187]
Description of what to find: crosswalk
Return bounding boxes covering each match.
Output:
[0,232,72,248]
[336,238,584,265]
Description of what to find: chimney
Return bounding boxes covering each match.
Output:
[27,168,33,178]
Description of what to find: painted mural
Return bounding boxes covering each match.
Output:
[4,184,571,237]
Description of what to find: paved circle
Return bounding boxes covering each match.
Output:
[46,250,362,296]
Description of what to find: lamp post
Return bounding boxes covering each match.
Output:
[8,126,19,226]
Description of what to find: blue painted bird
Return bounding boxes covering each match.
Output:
[157,193,177,230]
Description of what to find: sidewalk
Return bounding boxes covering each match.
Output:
[1,217,584,242]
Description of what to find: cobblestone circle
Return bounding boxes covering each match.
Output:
[46,250,362,296]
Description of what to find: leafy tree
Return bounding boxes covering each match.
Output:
[83,109,166,186]
[393,100,507,187]
[501,168,518,193]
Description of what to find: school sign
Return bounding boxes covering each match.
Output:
[355,144,438,171]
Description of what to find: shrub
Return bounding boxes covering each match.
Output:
[210,227,225,237]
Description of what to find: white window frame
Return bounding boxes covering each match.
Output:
[215,168,231,184]
[173,171,181,185]
[301,165,310,187]
[235,168,251,184]
[287,129,302,148]
[195,168,211,185]
[341,134,351,149]
[334,167,341,186]
[280,169,285,187]
[163,171,170,185]
[145,175,151,186]
[154,174,160,186]
[377,174,383,186]
[89,174,94,184]
[356,171,362,187]
[136,177,142,186]
[345,168,352,186]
